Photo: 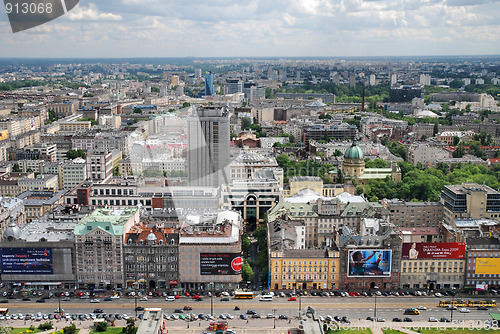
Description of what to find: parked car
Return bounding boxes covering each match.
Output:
[279,315,289,320]
[440,318,451,323]
[392,318,402,322]
[459,308,470,313]
[288,297,297,301]
[134,307,144,312]
[90,299,100,303]
[183,306,193,311]
[403,318,413,322]
[429,317,438,322]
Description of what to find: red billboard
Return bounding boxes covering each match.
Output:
[402,242,465,259]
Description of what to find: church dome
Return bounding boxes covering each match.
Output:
[344,141,364,160]
[146,231,157,242]
[4,220,20,240]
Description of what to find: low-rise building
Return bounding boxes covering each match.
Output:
[269,249,340,291]
[17,190,66,222]
[383,199,444,228]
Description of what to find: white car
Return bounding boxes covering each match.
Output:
[90,299,100,303]
[122,314,129,320]
[459,308,470,313]
[221,291,230,296]
[434,292,442,297]
[417,306,427,310]
[139,297,148,301]
[111,295,120,299]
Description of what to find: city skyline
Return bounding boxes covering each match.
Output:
[0,0,499,58]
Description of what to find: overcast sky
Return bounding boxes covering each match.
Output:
[1,0,499,58]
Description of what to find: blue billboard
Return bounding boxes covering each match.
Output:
[347,249,392,277]
[1,248,53,274]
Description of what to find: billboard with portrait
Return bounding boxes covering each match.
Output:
[0,248,53,274]
[347,249,392,277]
[402,242,465,259]
[200,253,242,275]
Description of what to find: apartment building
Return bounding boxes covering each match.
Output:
[124,224,179,290]
[74,207,140,289]
[383,199,444,228]
[269,249,340,291]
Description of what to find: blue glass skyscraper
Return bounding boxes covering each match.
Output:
[204,71,214,96]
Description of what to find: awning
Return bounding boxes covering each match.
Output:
[138,279,147,283]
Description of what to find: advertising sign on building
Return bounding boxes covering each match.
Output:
[402,242,465,259]
[0,248,53,274]
[475,258,500,275]
[200,253,243,275]
[347,249,392,277]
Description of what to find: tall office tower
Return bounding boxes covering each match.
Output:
[225,79,243,94]
[195,68,202,79]
[171,75,180,86]
[204,71,214,96]
[187,107,230,187]
[391,73,397,86]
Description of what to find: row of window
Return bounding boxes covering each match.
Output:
[273,274,335,281]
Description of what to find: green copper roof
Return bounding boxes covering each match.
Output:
[344,141,364,160]
[74,207,138,236]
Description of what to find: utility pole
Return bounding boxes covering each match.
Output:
[273,309,277,329]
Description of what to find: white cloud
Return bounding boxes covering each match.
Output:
[68,3,122,21]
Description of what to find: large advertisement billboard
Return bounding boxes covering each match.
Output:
[0,248,53,274]
[347,249,392,277]
[402,242,465,259]
[475,258,500,275]
[200,253,242,275]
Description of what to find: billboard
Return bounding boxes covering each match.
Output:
[475,258,500,275]
[0,248,53,274]
[347,249,392,277]
[200,253,242,275]
[402,242,465,260]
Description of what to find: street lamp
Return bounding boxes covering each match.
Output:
[134,283,138,317]
[209,282,214,317]
[273,309,277,329]
[373,287,378,318]
[450,287,456,322]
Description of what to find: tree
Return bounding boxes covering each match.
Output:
[241,234,251,255]
[241,117,252,130]
[63,324,77,334]
[0,328,11,334]
[66,149,86,160]
[38,321,53,330]
[453,136,460,146]
[182,102,191,108]
[122,318,138,334]
[241,261,255,282]
[12,163,21,173]
[337,169,344,184]
[133,107,142,113]
[95,322,108,332]
[333,149,343,157]
[433,122,439,136]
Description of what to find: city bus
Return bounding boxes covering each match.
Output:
[234,291,254,299]
[0,308,8,316]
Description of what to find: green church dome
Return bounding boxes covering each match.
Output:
[344,141,364,160]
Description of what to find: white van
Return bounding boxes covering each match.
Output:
[165,296,175,302]
[259,295,273,302]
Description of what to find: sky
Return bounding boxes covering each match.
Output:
[1,0,500,58]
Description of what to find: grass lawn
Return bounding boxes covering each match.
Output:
[383,330,405,334]
[9,329,60,334]
[415,329,498,334]
[8,328,79,334]
[89,327,124,334]
[327,329,372,334]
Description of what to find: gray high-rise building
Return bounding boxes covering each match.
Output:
[187,107,230,187]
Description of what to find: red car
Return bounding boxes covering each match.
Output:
[191,294,200,299]
[183,306,193,311]
[174,295,181,299]
[184,292,190,297]
[288,297,297,301]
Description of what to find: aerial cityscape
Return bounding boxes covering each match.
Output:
[0,0,500,334]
